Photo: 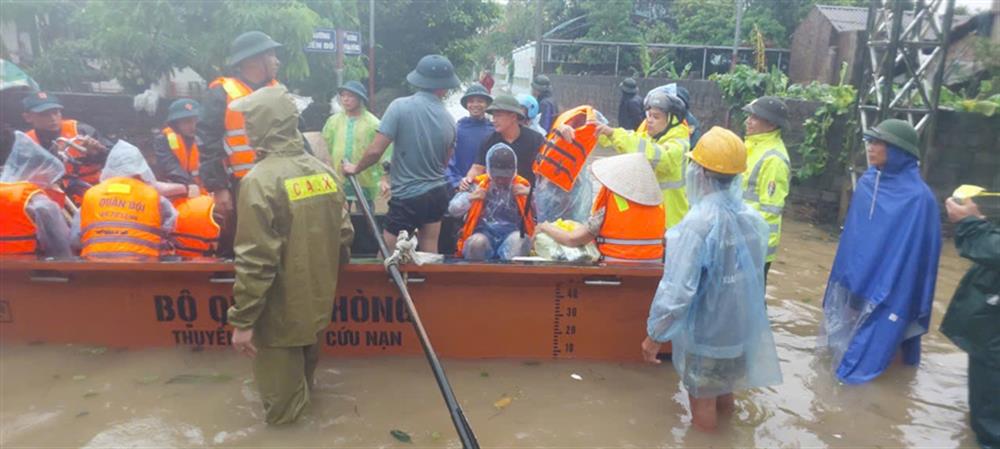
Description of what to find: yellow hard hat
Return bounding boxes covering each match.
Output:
[687,126,747,175]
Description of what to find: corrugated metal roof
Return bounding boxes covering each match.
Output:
[816,5,870,32]
[815,4,973,34]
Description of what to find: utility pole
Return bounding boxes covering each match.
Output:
[731,0,744,70]
[534,0,544,77]
[368,0,376,110]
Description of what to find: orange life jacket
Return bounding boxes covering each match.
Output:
[0,181,42,255]
[162,126,202,187]
[532,106,600,191]
[80,177,163,261]
[208,77,278,179]
[455,174,534,256]
[170,195,220,259]
[592,186,665,263]
[26,120,102,185]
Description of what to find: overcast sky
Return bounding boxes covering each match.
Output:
[956,0,993,12]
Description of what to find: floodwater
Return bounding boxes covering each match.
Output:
[0,219,977,448]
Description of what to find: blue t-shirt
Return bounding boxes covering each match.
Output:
[446,116,494,188]
[379,91,456,199]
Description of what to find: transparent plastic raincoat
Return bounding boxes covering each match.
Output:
[449,143,531,260]
[646,163,781,397]
[71,140,177,248]
[1,132,72,257]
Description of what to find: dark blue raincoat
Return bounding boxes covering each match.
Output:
[820,146,941,384]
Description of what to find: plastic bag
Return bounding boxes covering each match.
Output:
[531,219,600,263]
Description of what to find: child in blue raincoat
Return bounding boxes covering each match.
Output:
[642,127,782,432]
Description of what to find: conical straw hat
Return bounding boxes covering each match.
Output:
[590,152,662,206]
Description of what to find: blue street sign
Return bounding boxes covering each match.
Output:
[305,28,337,54]
[342,31,362,55]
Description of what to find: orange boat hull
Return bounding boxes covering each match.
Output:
[0,259,668,362]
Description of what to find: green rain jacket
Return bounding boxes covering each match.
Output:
[941,217,1000,365]
[598,120,691,228]
[321,109,392,202]
[742,130,790,263]
[227,86,354,347]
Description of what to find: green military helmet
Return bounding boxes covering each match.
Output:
[460,83,493,109]
[337,80,369,105]
[485,94,526,120]
[864,118,921,158]
[619,77,638,94]
[166,98,202,123]
[532,74,552,93]
[227,31,283,67]
[743,96,789,129]
[406,54,460,90]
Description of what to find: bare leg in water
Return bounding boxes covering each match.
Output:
[690,394,719,432]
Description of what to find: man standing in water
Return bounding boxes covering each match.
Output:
[228,86,353,425]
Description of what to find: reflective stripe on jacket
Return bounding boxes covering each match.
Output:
[171,194,219,259]
[208,77,278,179]
[533,106,599,191]
[455,174,534,256]
[80,177,163,261]
[162,126,202,187]
[742,130,790,262]
[0,181,41,255]
[27,120,102,185]
[600,121,690,228]
[593,186,665,262]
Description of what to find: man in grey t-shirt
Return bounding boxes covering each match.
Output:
[343,54,459,252]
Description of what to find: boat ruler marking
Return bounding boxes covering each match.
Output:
[551,281,579,358]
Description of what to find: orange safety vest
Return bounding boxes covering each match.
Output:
[455,174,534,256]
[592,186,665,263]
[532,106,599,191]
[26,120,102,185]
[80,177,163,261]
[170,195,220,259]
[162,126,202,187]
[0,182,42,255]
[208,77,278,179]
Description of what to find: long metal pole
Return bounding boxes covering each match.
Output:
[347,174,480,449]
[368,0,376,111]
[731,0,744,70]
[534,0,544,76]
[920,0,955,177]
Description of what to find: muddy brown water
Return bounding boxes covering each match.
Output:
[0,219,977,448]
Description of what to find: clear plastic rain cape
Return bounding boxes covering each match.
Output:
[449,143,530,260]
[1,131,65,186]
[646,164,781,397]
[100,140,157,184]
[532,110,608,224]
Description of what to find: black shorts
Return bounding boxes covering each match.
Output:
[384,184,449,236]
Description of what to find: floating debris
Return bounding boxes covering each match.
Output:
[430,431,442,441]
[493,396,513,410]
[79,346,107,355]
[522,360,541,366]
[390,429,412,443]
[72,375,87,381]
[165,373,233,384]
[570,373,583,381]
[135,375,160,385]
[480,371,490,378]
[75,411,89,418]
[83,391,99,398]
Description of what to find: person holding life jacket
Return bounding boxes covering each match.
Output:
[197,31,283,256]
[0,131,72,258]
[449,143,533,261]
[21,90,109,199]
[154,99,203,194]
[72,140,177,261]
[536,152,665,263]
[590,91,691,229]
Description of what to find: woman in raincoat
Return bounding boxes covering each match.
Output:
[642,126,781,432]
[819,119,941,384]
[941,196,1000,449]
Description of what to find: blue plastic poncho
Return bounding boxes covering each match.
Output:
[819,146,941,384]
[647,164,781,398]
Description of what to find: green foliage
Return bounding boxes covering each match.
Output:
[360,0,500,89]
[711,64,789,113]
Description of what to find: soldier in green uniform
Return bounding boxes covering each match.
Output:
[227,85,354,425]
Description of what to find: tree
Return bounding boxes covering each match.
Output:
[359,0,500,89]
